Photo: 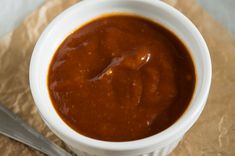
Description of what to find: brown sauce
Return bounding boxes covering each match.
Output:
[48,15,196,141]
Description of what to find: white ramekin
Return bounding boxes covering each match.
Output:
[29,0,212,156]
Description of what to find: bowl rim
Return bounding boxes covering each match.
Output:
[29,0,212,151]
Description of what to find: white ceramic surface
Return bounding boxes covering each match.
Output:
[29,0,212,156]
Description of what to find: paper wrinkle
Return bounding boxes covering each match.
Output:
[218,116,226,148]
[0,0,235,155]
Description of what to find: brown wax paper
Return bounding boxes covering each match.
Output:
[0,0,234,155]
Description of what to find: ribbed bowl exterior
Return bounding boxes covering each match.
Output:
[69,136,182,156]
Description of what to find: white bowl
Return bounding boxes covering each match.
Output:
[29,0,212,156]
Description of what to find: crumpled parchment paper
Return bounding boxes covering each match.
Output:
[0,0,234,155]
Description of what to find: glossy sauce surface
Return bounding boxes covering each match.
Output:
[48,15,196,141]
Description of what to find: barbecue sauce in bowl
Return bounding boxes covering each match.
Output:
[48,15,195,141]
